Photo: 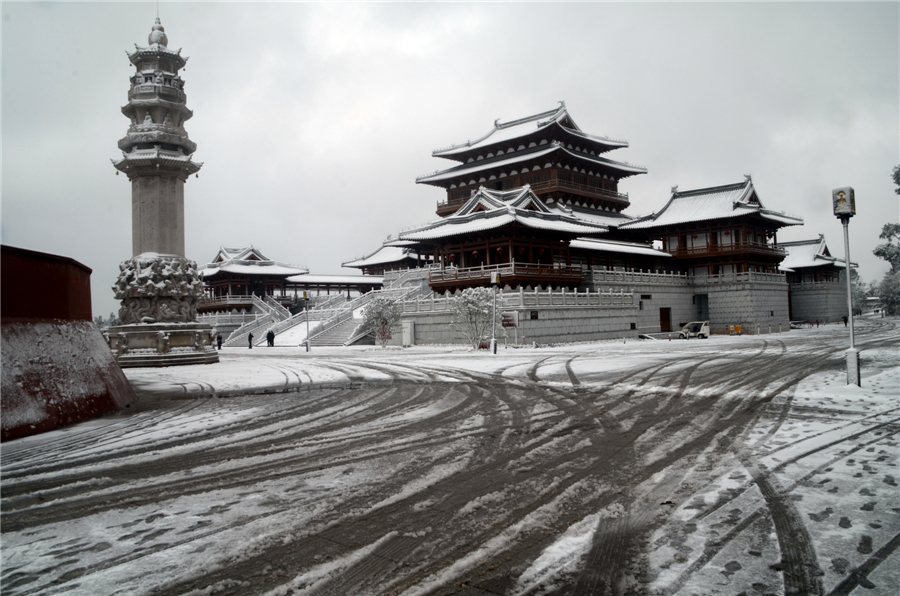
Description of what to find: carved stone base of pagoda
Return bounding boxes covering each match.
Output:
[107,322,219,368]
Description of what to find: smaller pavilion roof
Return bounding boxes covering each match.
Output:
[619,176,803,230]
[431,102,628,159]
[199,245,308,279]
[569,238,672,258]
[778,235,854,272]
[398,186,609,242]
[342,245,430,269]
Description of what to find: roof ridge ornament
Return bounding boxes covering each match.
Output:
[744,174,752,183]
[671,185,678,194]
[149,17,168,47]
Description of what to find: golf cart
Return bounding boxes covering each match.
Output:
[679,321,710,339]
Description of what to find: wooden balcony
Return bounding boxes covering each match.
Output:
[198,294,292,312]
[667,242,786,260]
[528,179,629,204]
[429,262,584,291]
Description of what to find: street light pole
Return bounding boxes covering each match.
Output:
[490,272,500,354]
[841,215,855,351]
[304,291,310,353]
[833,187,859,386]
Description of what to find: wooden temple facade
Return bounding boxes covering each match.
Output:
[199,246,382,313]
[617,177,802,276]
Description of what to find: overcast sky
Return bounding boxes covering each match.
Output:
[3,1,898,318]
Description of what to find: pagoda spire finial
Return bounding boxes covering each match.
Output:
[149,17,168,47]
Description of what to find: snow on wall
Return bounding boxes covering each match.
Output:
[1,320,136,441]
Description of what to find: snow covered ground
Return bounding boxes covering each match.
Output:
[1,317,897,595]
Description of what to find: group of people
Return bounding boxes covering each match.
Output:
[244,329,276,348]
[214,330,277,349]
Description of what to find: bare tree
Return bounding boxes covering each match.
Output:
[361,296,403,348]
[449,287,504,349]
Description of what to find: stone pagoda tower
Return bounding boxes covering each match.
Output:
[113,17,200,256]
[108,18,218,367]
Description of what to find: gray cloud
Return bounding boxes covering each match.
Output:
[2,2,897,318]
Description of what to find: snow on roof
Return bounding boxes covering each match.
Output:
[199,262,308,278]
[569,238,672,258]
[342,245,427,269]
[417,143,646,185]
[199,245,308,278]
[565,207,634,227]
[619,177,803,230]
[778,235,853,271]
[285,274,383,285]
[398,186,609,242]
[431,103,628,158]
[214,245,270,262]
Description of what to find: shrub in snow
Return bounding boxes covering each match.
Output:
[877,271,900,315]
[362,296,403,348]
[448,287,505,349]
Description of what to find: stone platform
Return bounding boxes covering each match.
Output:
[107,322,219,368]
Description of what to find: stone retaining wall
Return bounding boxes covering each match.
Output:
[789,282,847,323]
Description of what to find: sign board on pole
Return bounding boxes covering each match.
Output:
[490,271,501,285]
[501,311,517,328]
[832,187,856,217]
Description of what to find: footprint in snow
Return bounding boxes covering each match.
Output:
[808,507,834,522]
[857,535,873,555]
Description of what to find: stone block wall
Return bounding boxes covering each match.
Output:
[698,280,791,335]
[789,282,847,323]
[391,305,638,346]
[586,271,696,334]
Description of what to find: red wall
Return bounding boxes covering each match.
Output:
[1,245,93,321]
[1,245,136,442]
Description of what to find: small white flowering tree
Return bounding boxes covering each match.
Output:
[361,296,403,348]
[449,287,504,349]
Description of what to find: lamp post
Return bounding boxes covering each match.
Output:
[304,291,310,353]
[490,271,500,354]
[832,187,859,385]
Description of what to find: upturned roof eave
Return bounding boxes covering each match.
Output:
[416,144,646,187]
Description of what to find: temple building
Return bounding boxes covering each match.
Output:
[396,185,625,293]
[343,244,431,276]
[199,246,382,314]
[779,235,853,322]
[617,176,803,276]
[340,102,852,339]
[418,102,647,217]
[198,246,308,312]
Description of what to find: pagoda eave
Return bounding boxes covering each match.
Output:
[113,155,202,180]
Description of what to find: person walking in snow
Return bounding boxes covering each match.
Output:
[267,329,275,347]
[216,333,222,350]
[248,332,254,349]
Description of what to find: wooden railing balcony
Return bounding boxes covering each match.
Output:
[667,242,786,259]
[430,262,584,286]
[199,294,292,310]
[528,179,629,204]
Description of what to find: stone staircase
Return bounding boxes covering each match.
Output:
[224,295,290,348]
[309,317,372,347]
